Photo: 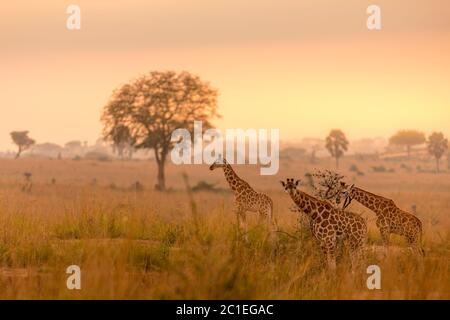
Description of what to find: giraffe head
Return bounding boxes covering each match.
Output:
[209,155,227,171]
[280,178,300,196]
[335,182,355,209]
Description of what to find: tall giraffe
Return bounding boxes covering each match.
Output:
[209,156,275,234]
[280,178,366,269]
[328,181,424,254]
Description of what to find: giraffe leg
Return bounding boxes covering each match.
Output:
[258,210,275,243]
[326,251,336,270]
[236,207,248,241]
[348,236,364,271]
[258,202,277,242]
[407,234,425,257]
[377,227,390,257]
[412,223,425,257]
[412,243,424,257]
[375,218,390,245]
[267,211,278,242]
[405,233,425,272]
[264,206,277,232]
[378,223,390,246]
[321,241,336,271]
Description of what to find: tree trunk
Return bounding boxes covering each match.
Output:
[335,156,339,169]
[156,160,166,190]
[436,157,440,173]
[154,148,167,191]
[406,145,411,158]
[15,146,22,159]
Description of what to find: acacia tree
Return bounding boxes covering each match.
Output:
[10,131,35,159]
[427,132,448,173]
[389,130,425,158]
[325,129,349,169]
[107,124,136,159]
[101,71,218,190]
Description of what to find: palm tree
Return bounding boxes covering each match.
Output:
[427,132,448,173]
[325,129,349,169]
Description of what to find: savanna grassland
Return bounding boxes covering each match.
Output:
[0,156,449,299]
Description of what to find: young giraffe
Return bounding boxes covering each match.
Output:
[209,156,276,234]
[280,178,366,269]
[329,181,424,255]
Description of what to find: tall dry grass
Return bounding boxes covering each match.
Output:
[0,157,448,299]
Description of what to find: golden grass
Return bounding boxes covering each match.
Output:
[0,157,449,299]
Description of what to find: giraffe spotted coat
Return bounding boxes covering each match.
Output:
[281,178,366,269]
[210,157,275,230]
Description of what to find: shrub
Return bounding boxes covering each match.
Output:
[84,152,111,162]
[372,165,386,172]
[191,181,220,192]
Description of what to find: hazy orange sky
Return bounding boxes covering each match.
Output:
[1,0,450,150]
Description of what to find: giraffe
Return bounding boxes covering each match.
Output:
[209,156,276,235]
[322,179,424,255]
[280,178,367,269]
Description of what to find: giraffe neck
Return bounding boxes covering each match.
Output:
[291,190,324,219]
[350,187,392,216]
[222,163,246,192]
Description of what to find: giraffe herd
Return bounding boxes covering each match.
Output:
[209,156,425,269]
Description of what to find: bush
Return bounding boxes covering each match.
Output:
[350,164,364,176]
[84,152,111,162]
[130,181,144,192]
[372,165,386,172]
[191,181,220,192]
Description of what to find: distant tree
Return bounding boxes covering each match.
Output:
[10,131,35,159]
[31,142,63,158]
[65,140,82,149]
[325,129,349,169]
[106,124,136,159]
[389,130,425,158]
[309,145,320,164]
[101,71,219,190]
[427,132,448,173]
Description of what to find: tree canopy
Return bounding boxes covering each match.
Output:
[325,129,349,169]
[389,130,425,157]
[10,131,35,159]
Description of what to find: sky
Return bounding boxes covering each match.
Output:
[1,0,450,150]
